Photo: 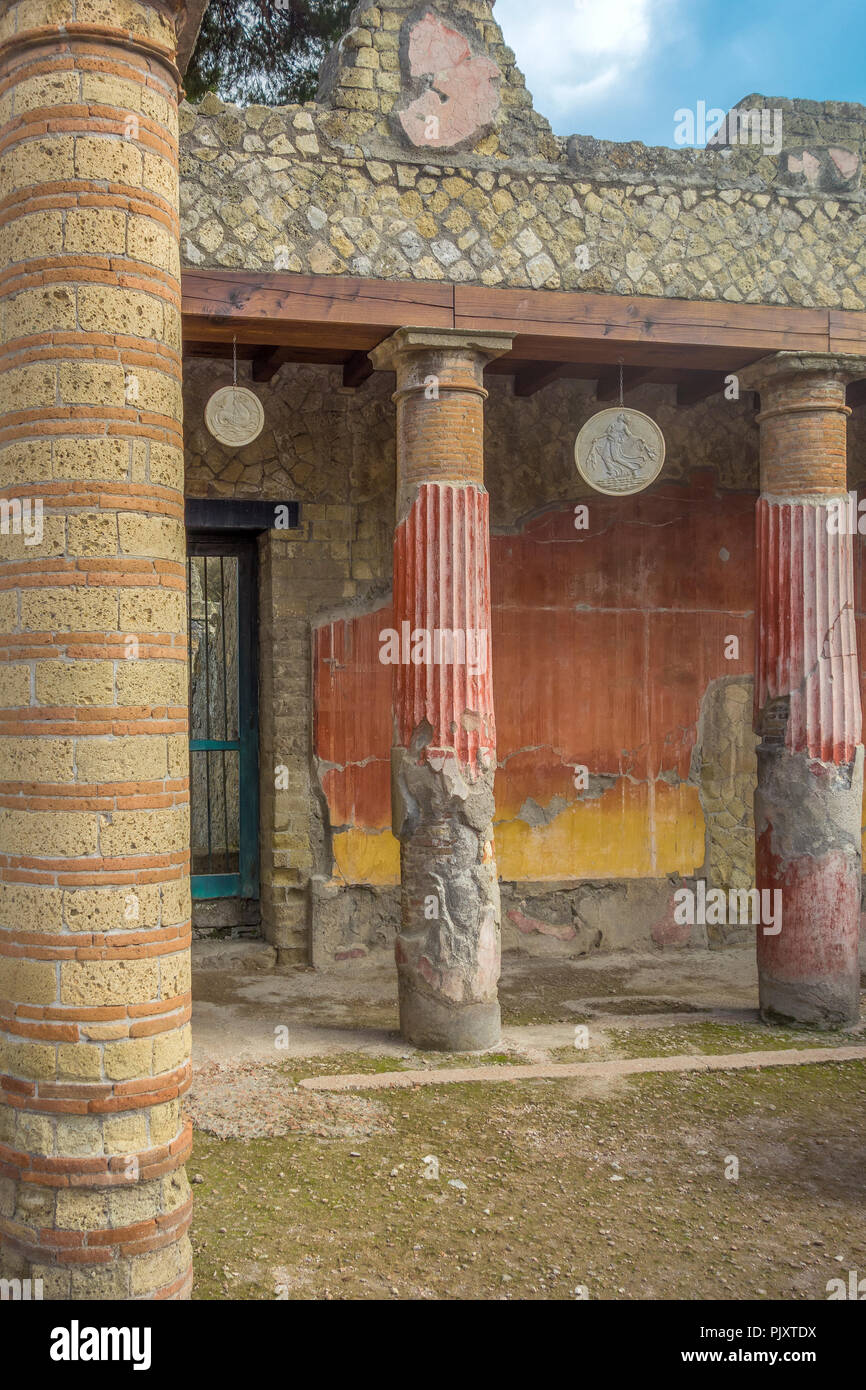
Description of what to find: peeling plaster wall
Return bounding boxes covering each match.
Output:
[694,676,759,944]
[183,358,866,962]
[183,358,776,959]
[314,481,760,957]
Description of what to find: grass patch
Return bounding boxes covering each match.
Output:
[273,1049,533,1085]
[548,1019,865,1064]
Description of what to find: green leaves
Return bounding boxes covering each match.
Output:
[185,0,354,107]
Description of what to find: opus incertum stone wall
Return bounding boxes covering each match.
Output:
[0,0,192,1298]
[180,0,866,308]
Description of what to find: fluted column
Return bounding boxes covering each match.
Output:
[370,327,512,1050]
[0,0,191,1297]
[742,352,866,1026]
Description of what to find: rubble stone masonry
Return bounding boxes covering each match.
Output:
[180,0,866,308]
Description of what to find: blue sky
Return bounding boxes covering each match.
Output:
[494,0,866,146]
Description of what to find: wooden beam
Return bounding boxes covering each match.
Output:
[342,351,374,389]
[183,342,348,367]
[453,284,846,357]
[250,347,288,383]
[596,366,656,401]
[829,310,866,356]
[677,373,762,409]
[181,271,453,351]
[513,362,568,396]
[181,270,866,369]
[676,373,729,407]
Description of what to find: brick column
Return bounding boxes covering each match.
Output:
[0,0,191,1297]
[741,352,866,1027]
[370,328,513,1050]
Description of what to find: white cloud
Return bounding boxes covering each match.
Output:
[496,0,674,127]
[551,65,622,108]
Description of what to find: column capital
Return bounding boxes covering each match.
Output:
[739,350,866,394]
[0,0,193,86]
[0,0,191,18]
[369,326,514,375]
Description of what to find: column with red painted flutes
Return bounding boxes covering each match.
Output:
[742,352,866,1026]
[370,328,513,1049]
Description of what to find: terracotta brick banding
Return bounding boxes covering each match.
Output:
[0,261,181,295]
[0,0,190,1301]
[0,25,182,84]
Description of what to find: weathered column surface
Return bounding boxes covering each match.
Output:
[370,327,513,1050]
[742,352,866,1027]
[0,0,192,1296]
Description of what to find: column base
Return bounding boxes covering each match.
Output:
[755,746,862,1032]
[759,973,860,1029]
[398,977,501,1051]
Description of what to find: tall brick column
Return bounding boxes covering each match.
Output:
[742,352,866,1027]
[0,0,191,1297]
[370,328,513,1050]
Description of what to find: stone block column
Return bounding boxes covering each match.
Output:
[742,352,866,1027]
[370,328,513,1050]
[0,0,192,1296]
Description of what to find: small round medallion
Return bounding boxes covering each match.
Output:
[205,386,264,448]
[575,407,665,496]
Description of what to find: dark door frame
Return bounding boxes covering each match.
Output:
[187,531,260,901]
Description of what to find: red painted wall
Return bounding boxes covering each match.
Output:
[315,471,759,880]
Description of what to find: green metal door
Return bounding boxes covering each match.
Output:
[187,535,259,900]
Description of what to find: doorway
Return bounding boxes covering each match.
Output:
[186,534,259,904]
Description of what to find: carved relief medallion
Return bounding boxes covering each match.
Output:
[575,408,665,495]
[205,386,265,448]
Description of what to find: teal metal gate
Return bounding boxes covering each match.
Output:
[187,535,259,900]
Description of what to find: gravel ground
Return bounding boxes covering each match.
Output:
[186,1061,392,1141]
[189,1058,866,1300]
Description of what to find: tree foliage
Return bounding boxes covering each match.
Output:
[185,0,354,107]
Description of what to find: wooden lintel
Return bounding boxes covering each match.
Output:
[343,351,374,389]
[181,270,866,369]
[513,362,568,396]
[595,366,656,401]
[453,285,844,355]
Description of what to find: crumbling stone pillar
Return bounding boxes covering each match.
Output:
[742,352,866,1026]
[0,0,192,1296]
[370,328,513,1050]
